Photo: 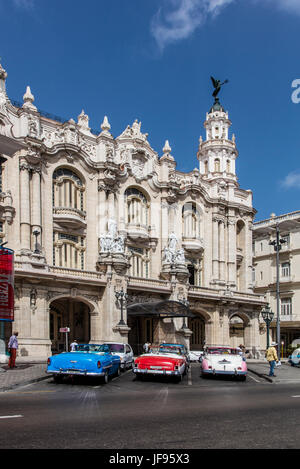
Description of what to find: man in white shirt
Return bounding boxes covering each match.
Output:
[70,340,78,352]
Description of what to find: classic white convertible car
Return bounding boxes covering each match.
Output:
[201,345,247,380]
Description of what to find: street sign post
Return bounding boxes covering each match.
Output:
[59,327,70,352]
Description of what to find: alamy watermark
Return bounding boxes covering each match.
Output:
[291,79,300,103]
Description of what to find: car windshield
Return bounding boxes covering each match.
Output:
[207,347,237,355]
[159,346,182,355]
[76,344,109,353]
[105,344,125,353]
[148,346,160,354]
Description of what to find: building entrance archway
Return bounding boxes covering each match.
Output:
[188,314,206,350]
[49,298,91,353]
[229,314,246,348]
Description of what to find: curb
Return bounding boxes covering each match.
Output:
[0,374,50,393]
[248,367,273,383]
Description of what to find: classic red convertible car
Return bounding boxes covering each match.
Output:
[133,345,187,382]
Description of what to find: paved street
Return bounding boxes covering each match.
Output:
[1,363,300,449]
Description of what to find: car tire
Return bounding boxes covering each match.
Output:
[116,366,121,377]
[103,371,109,384]
[53,375,63,384]
[175,374,183,383]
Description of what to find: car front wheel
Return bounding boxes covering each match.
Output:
[103,371,109,384]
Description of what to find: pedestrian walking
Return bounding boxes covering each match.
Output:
[8,332,18,369]
[70,340,78,352]
[265,341,278,377]
[143,341,151,353]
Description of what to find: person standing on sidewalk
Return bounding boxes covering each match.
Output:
[8,332,18,369]
[266,341,278,377]
[70,340,78,351]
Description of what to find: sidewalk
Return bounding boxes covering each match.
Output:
[247,359,300,383]
[0,363,48,392]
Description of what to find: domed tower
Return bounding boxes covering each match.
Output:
[197,92,238,184]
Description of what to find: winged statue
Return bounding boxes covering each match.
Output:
[210,76,229,99]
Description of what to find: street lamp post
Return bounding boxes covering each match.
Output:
[115,288,128,326]
[269,224,286,360]
[261,304,274,350]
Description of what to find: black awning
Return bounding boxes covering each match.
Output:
[127,300,195,318]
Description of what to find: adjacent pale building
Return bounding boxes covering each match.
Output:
[253,211,300,355]
[0,61,265,361]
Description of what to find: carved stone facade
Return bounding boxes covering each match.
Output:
[0,62,265,360]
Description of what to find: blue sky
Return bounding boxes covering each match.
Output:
[1,0,300,221]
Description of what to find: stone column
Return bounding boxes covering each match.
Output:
[161,200,169,248]
[212,216,219,281]
[219,220,225,283]
[227,219,236,287]
[108,191,115,221]
[31,166,41,249]
[98,188,107,236]
[20,161,31,250]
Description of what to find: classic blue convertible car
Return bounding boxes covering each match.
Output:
[47,344,121,384]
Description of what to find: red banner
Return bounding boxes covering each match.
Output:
[0,248,14,321]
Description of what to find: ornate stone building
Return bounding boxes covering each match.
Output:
[0,61,265,360]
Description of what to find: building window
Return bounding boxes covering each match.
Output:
[214,158,220,172]
[128,246,150,278]
[281,234,290,248]
[281,298,292,317]
[53,167,85,212]
[204,161,208,174]
[186,258,202,286]
[281,262,290,278]
[53,232,85,269]
[182,203,200,239]
[125,188,148,226]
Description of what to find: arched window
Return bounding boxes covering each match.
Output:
[128,246,150,278]
[53,167,85,212]
[182,203,200,238]
[214,159,220,172]
[125,188,148,226]
[204,161,208,175]
[53,232,85,270]
[226,159,231,173]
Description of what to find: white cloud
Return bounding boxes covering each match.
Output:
[265,0,300,15]
[281,171,300,190]
[151,0,300,50]
[151,0,234,51]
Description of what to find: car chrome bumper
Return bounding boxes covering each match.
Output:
[47,369,105,377]
[202,369,247,376]
[133,368,182,376]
